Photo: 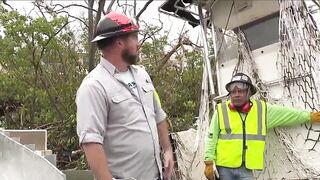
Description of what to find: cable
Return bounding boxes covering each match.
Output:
[216,0,235,58]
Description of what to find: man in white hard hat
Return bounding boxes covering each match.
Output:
[204,72,320,180]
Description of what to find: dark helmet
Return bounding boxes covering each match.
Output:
[91,12,139,42]
[225,73,257,95]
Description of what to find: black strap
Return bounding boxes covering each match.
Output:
[96,23,133,36]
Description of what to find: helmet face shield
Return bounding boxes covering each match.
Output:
[227,82,249,92]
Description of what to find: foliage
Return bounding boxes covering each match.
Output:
[140,34,203,132]
[0,6,87,169]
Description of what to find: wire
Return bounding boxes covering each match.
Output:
[216,0,235,58]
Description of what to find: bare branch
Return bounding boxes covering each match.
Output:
[26,5,36,17]
[2,0,13,10]
[117,0,122,12]
[40,76,66,122]
[68,14,89,29]
[312,0,320,8]
[117,0,134,14]
[58,10,89,29]
[106,0,116,13]
[124,0,127,14]
[40,21,70,59]
[47,3,98,13]
[155,31,196,72]
[88,0,95,72]
[35,2,89,28]
[30,32,40,123]
[136,0,153,22]
[133,0,137,18]
[97,0,106,17]
[88,0,94,41]
[33,1,47,20]
[88,0,106,71]
[36,120,63,129]
[139,19,163,46]
[157,39,183,71]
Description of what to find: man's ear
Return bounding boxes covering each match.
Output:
[115,38,125,48]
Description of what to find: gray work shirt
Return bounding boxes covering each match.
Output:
[76,57,167,180]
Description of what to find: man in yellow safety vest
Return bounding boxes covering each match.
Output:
[204,72,320,180]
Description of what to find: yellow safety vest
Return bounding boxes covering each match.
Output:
[154,90,161,108]
[216,99,267,170]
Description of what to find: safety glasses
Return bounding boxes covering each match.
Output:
[227,82,249,91]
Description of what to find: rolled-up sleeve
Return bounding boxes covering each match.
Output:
[76,80,108,145]
[153,91,167,124]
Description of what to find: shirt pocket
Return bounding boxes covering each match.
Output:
[142,83,155,93]
[141,83,155,112]
[111,91,133,104]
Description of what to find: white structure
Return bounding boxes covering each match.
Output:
[0,129,66,180]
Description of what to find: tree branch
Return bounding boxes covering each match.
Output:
[88,0,95,72]
[88,0,94,41]
[35,2,89,28]
[40,21,70,59]
[46,3,98,13]
[39,75,66,123]
[117,0,134,14]
[57,10,89,29]
[133,0,137,18]
[88,0,106,71]
[136,0,153,22]
[106,0,116,13]
[156,32,193,72]
[36,120,63,129]
[157,41,183,71]
[97,0,107,18]
[30,32,39,124]
[138,19,163,46]
[34,1,47,20]
[312,0,320,8]
[2,0,13,10]
[34,20,71,121]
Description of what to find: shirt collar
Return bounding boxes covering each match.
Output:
[99,57,118,76]
[99,56,139,76]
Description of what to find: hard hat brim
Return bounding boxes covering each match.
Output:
[91,30,139,43]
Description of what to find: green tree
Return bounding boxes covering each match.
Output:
[0,6,87,169]
[140,32,203,132]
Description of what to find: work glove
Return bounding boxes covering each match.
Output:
[311,112,320,123]
[204,160,219,180]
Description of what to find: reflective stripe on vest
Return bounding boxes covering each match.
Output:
[154,90,162,108]
[216,100,267,170]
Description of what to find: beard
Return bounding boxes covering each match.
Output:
[121,47,138,65]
